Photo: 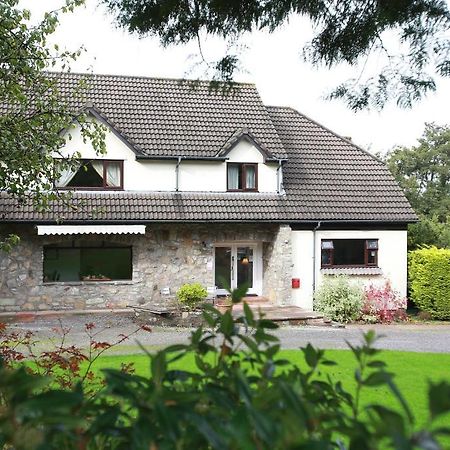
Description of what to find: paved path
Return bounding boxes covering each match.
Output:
[4,313,450,354]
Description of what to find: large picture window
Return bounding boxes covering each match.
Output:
[227,163,258,191]
[321,239,378,268]
[55,159,123,190]
[43,241,132,282]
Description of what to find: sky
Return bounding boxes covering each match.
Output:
[21,0,450,154]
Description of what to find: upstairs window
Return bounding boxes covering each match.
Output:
[55,159,123,190]
[227,163,258,191]
[321,239,378,268]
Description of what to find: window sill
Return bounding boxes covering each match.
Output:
[43,280,134,286]
[321,267,382,276]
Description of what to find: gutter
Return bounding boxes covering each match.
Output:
[136,155,229,161]
[175,156,182,192]
[312,221,322,294]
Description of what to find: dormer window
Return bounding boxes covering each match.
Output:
[56,159,123,190]
[227,163,258,191]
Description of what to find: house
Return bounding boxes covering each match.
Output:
[0,73,416,312]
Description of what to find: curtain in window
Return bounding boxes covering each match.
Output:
[91,161,104,179]
[55,161,80,187]
[227,165,239,190]
[245,166,256,189]
[106,162,121,187]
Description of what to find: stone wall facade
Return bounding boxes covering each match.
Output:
[0,223,293,311]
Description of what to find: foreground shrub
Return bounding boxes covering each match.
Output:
[409,246,450,319]
[176,283,208,309]
[0,321,147,392]
[1,306,450,449]
[362,280,408,323]
[314,275,364,322]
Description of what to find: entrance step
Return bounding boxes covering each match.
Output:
[232,303,331,326]
[241,296,270,305]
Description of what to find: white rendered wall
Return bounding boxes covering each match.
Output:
[291,231,315,309]
[226,140,279,192]
[291,229,408,310]
[60,122,280,193]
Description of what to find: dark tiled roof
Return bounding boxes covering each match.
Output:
[0,74,417,223]
[54,72,287,159]
[267,106,416,222]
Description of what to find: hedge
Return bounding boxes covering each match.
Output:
[409,246,450,319]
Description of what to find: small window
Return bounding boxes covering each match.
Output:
[43,242,132,282]
[55,159,123,190]
[227,163,258,191]
[321,239,378,268]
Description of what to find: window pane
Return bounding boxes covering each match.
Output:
[106,161,121,187]
[43,245,132,282]
[44,248,81,282]
[321,249,332,266]
[227,164,240,190]
[55,161,80,187]
[321,240,334,249]
[67,161,104,187]
[367,239,378,250]
[333,239,365,266]
[81,248,132,280]
[367,250,377,265]
[237,247,253,288]
[215,247,231,289]
[245,165,256,189]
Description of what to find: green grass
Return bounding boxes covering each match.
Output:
[91,349,450,430]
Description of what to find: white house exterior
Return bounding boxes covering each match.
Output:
[0,73,416,312]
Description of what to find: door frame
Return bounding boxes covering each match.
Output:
[214,242,263,296]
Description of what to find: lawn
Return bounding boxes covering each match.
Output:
[92,348,450,430]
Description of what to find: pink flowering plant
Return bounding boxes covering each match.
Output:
[362,280,408,323]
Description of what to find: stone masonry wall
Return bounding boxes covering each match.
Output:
[0,223,293,311]
[262,225,292,305]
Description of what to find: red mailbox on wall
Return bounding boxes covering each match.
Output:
[292,278,301,289]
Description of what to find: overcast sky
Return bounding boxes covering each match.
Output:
[22,0,450,154]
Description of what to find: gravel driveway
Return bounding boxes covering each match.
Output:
[4,312,450,354]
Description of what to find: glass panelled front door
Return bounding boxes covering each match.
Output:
[215,244,259,294]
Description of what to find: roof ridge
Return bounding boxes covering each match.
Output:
[48,70,257,88]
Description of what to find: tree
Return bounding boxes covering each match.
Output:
[103,0,450,111]
[0,0,106,249]
[382,123,450,248]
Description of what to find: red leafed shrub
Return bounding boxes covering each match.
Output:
[362,280,407,323]
[0,320,150,392]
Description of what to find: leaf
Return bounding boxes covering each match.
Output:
[303,343,319,369]
[243,302,254,325]
[363,371,392,387]
[429,381,450,419]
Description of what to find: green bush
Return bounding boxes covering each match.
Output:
[314,275,364,323]
[1,309,450,449]
[409,246,450,319]
[176,283,207,309]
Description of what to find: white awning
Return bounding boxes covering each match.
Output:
[37,225,146,236]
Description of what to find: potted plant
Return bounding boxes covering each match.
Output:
[214,295,233,314]
[81,273,112,281]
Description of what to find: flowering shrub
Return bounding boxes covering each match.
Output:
[362,280,407,323]
[313,276,364,323]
